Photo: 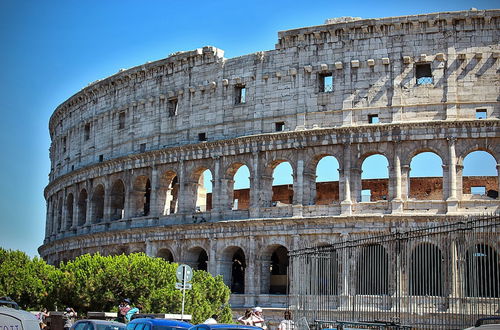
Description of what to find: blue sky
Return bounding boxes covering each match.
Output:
[0,0,497,257]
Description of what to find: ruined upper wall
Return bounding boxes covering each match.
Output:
[47,9,500,182]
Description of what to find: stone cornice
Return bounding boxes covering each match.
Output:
[38,213,462,256]
[44,118,500,198]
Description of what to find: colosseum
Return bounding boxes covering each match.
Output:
[40,8,499,326]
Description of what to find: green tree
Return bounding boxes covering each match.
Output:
[0,248,60,310]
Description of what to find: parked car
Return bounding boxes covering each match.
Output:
[0,297,19,310]
[0,306,40,330]
[189,324,262,330]
[127,318,192,330]
[71,319,127,330]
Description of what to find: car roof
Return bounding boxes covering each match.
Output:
[75,320,126,326]
[190,325,261,330]
[0,306,38,321]
[130,318,192,327]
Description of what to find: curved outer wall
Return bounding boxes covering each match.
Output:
[41,10,499,312]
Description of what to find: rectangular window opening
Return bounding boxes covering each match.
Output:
[275,122,285,132]
[62,136,67,153]
[168,98,178,117]
[361,189,372,202]
[84,123,91,141]
[476,109,487,119]
[118,112,126,129]
[368,114,379,124]
[235,85,246,104]
[319,73,334,93]
[471,186,486,195]
[416,63,433,85]
[98,154,104,162]
[140,143,146,153]
[198,133,207,142]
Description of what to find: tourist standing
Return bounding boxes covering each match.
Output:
[237,309,253,325]
[37,308,50,329]
[63,307,77,330]
[117,299,131,323]
[278,311,294,330]
[125,303,143,322]
[250,307,267,330]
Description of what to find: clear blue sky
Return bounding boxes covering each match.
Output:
[0,0,497,257]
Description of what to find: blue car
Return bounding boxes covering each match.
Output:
[189,324,261,330]
[127,318,192,330]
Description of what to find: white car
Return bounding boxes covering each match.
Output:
[0,306,40,330]
[464,317,500,330]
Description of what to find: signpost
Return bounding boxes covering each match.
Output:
[176,264,193,320]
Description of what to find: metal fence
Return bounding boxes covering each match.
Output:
[289,214,500,329]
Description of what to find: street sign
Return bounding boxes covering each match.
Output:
[176,264,193,282]
[175,282,192,290]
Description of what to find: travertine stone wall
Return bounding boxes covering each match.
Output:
[41,9,500,309]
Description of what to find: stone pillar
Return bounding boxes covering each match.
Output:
[61,192,68,231]
[85,183,93,226]
[104,179,113,221]
[123,174,133,219]
[145,239,154,257]
[456,164,464,200]
[496,164,500,198]
[293,158,304,217]
[46,198,53,239]
[245,237,257,307]
[351,168,362,202]
[149,166,160,216]
[303,171,317,206]
[211,157,222,215]
[259,259,272,295]
[446,138,459,213]
[401,165,411,200]
[208,238,217,275]
[341,143,352,215]
[391,146,404,213]
[249,152,260,218]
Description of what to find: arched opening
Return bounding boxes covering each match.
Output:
[162,171,179,215]
[269,246,289,294]
[91,184,105,223]
[231,248,246,294]
[157,248,174,262]
[465,244,499,297]
[361,154,389,202]
[315,156,340,204]
[185,247,209,271]
[356,244,388,295]
[57,197,63,232]
[77,189,87,226]
[196,169,212,212]
[462,151,498,199]
[133,176,151,217]
[272,162,294,206]
[110,180,125,220]
[409,152,443,200]
[66,193,74,230]
[409,243,443,296]
[232,165,250,210]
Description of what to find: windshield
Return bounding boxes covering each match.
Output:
[96,325,126,330]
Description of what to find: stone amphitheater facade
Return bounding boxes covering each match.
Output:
[41,9,499,311]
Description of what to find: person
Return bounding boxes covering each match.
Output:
[63,307,77,330]
[125,303,143,322]
[117,299,131,323]
[250,307,267,330]
[203,314,218,324]
[278,311,294,330]
[237,309,253,325]
[37,308,50,329]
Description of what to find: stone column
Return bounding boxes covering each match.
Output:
[211,157,222,215]
[46,198,53,239]
[61,192,68,231]
[341,143,352,215]
[145,239,153,257]
[104,179,113,221]
[401,165,411,200]
[85,182,93,226]
[249,151,260,218]
[446,138,459,213]
[456,164,464,200]
[245,237,257,307]
[149,166,160,216]
[496,164,500,198]
[303,171,317,206]
[293,158,304,217]
[123,174,133,219]
[208,238,217,275]
[391,145,404,213]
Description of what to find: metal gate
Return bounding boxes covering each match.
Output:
[289,214,500,329]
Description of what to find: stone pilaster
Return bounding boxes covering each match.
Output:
[446,138,459,213]
[341,143,352,215]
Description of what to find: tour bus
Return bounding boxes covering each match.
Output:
[0,306,40,330]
